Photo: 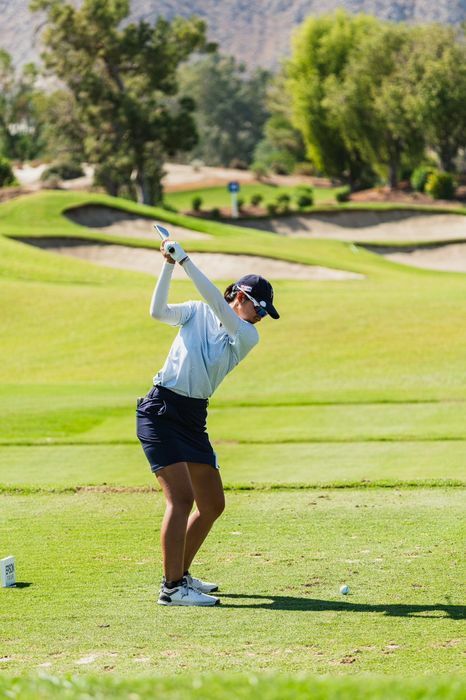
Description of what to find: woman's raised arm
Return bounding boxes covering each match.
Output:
[150,260,195,326]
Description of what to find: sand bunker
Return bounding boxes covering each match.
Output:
[364,241,466,273]
[240,211,466,243]
[17,237,363,281]
[67,204,465,247]
[65,204,210,242]
[54,202,466,275]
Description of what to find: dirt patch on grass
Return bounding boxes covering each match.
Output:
[239,211,466,243]
[350,185,465,207]
[16,237,364,281]
[65,204,211,241]
[163,163,332,191]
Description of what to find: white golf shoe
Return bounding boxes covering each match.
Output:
[185,572,219,594]
[158,577,219,606]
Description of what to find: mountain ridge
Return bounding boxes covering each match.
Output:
[1,0,465,71]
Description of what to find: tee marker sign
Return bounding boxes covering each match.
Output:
[227,181,240,218]
[1,556,16,587]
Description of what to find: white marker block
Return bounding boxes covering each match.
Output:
[1,556,16,587]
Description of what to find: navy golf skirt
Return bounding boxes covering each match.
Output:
[136,385,218,474]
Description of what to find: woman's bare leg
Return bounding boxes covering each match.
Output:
[156,462,194,583]
[184,463,225,572]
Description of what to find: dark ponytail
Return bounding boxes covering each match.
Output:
[224,283,237,302]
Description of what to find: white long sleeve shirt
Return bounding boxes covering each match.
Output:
[150,259,259,398]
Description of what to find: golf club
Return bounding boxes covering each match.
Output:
[154,224,176,255]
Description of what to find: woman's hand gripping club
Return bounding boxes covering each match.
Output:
[154,224,189,265]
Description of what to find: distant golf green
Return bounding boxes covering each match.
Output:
[0,190,465,684]
[164,183,342,211]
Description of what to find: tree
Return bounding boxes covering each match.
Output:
[324,22,425,188]
[35,89,87,164]
[405,25,466,172]
[0,50,45,161]
[286,10,379,188]
[30,0,214,203]
[178,54,270,167]
[252,69,307,175]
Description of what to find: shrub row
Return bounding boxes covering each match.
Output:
[190,186,315,216]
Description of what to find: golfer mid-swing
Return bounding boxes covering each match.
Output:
[137,238,279,606]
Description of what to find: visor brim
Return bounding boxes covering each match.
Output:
[266,302,280,319]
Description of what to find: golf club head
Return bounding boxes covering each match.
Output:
[154,224,175,254]
[154,224,170,240]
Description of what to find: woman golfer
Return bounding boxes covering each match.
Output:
[137,236,279,606]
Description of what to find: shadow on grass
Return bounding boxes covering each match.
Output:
[219,594,465,619]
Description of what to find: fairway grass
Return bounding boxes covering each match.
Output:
[1,490,464,676]
[1,190,466,688]
[1,383,466,490]
[1,441,466,490]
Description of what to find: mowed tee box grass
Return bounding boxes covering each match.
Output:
[0,191,465,684]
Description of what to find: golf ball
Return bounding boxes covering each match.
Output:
[340,584,350,595]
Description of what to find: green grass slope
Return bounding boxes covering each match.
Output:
[0,190,391,280]
[0,191,465,685]
[4,190,464,279]
[1,191,466,490]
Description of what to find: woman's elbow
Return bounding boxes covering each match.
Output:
[150,306,162,320]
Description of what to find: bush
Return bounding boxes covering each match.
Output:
[229,158,248,170]
[276,193,291,205]
[0,157,16,187]
[252,140,296,175]
[250,193,263,207]
[210,207,221,219]
[425,171,456,200]
[191,195,203,211]
[40,159,84,181]
[237,196,245,211]
[270,153,295,175]
[275,193,291,213]
[411,166,436,193]
[251,163,268,180]
[336,186,351,203]
[293,162,315,176]
[296,193,314,209]
[266,202,278,216]
[295,185,314,208]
